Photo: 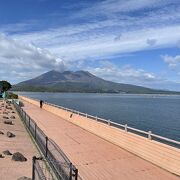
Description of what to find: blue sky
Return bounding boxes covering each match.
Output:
[0,0,180,90]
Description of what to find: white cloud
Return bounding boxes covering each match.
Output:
[87,61,157,84]
[86,61,180,90]
[0,0,177,65]
[50,25,180,61]
[0,0,180,90]
[162,55,180,70]
[5,0,180,63]
[0,33,65,83]
[75,0,179,19]
[11,25,180,62]
[177,40,180,48]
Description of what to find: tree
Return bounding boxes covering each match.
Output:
[0,81,12,92]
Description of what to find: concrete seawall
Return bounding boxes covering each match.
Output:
[19,95,180,176]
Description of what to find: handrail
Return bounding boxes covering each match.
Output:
[151,133,180,145]
[110,121,126,128]
[127,126,149,135]
[14,100,80,180]
[19,95,180,148]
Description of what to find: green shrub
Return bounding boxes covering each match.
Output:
[7,92,18,99]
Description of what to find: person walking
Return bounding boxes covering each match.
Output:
[40,100,44,108]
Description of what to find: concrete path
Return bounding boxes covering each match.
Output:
[22,100,180,180]
[0,100,39,180]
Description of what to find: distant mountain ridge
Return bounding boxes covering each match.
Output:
[13,70,180,94]
[18,70,103,85]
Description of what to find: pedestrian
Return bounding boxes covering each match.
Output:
[40,100,44,108]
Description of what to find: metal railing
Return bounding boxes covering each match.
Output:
[44,101,180,149]
[18,96,180,148]
[32,156,47,180]
[14,101,79,180]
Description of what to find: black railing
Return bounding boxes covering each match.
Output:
[14,101,79,180]
[32,156,47,180]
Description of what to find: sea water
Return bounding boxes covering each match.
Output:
[17,92,180,141]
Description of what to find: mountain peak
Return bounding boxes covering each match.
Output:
[63,71,72,74]
[14,69,179,94]
[17,70,101,86]
[47,70,61,74]
[75,70,91,76]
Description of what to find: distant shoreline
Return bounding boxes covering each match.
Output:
[13,90,180,96]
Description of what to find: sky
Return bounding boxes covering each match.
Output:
[0,0,180,91]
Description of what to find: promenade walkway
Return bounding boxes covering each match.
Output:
[22,100,179,180]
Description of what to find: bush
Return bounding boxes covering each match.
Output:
[7,92,18,99]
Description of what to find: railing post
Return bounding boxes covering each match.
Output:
[108,119,111,125]
[96,116,98,121]
[148,131,152,140]
[73,168,78,180]
[23,111,26,120]
[25,111,27,120]
[69,163,73,180]
[29,116,31,128]
[45,136,48,157]
[125,124,128,132]
[32,156,36,180]
[35,123,37,140]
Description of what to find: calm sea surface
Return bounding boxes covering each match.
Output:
[17,92,180,141]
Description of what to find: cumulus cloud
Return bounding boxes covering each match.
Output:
[0,33,65,83]
[87,61,157,85]
[162,55,180,70]
[0,0,180,90]
[85,61,180,90]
